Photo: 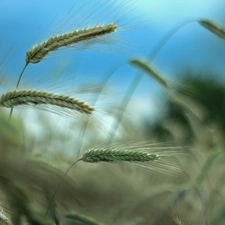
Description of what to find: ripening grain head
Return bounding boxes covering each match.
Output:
[79,142,185,174]
[26,23,117,64]
[81,148,159,163]
[0,89,94,115]
[129,58,171,88]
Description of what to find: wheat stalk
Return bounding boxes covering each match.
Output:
[26,23,117,64]
[0,89,94,115]
[199,19,225,40]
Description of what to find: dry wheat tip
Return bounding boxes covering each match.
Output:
[81,148,159,163]
[199,19,225,40]
[129,58,171,88]
[26,23,117,64]
[0,89,94,115]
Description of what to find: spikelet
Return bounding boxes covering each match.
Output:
[0,89,94,115]
[129,58,171,88]
[81,148,159,163]
[198,19,225,40]
[26,23,117,64]
[79,141,185,174]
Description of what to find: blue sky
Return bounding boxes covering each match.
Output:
[1,0,225,121]
[1,1,225,77]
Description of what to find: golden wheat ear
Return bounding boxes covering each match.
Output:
[26,23,117,64]
[10,22,117,118]
[0,89,94,115]
[199,19,225,40]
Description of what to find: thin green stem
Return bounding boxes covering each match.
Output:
[149,20,194,60]
[16,62,28,89]
[44,158,81,219]
[9,62,29,119]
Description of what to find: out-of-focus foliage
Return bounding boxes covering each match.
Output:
[1,3,225,224]
[137,72,225,225]
[1,71,225,225]
[142,73,225,145]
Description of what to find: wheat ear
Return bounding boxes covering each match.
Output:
[199,19,225,40]
[45,150,159,219]
[80,145,184,174]
[10,23,117,118]
[129,58,171,88]
[0,89,94,115]
[45,142,183,219]
[26,23,117,64]
[81,148,159,162]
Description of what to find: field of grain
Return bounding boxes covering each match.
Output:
[0,1,225,225]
